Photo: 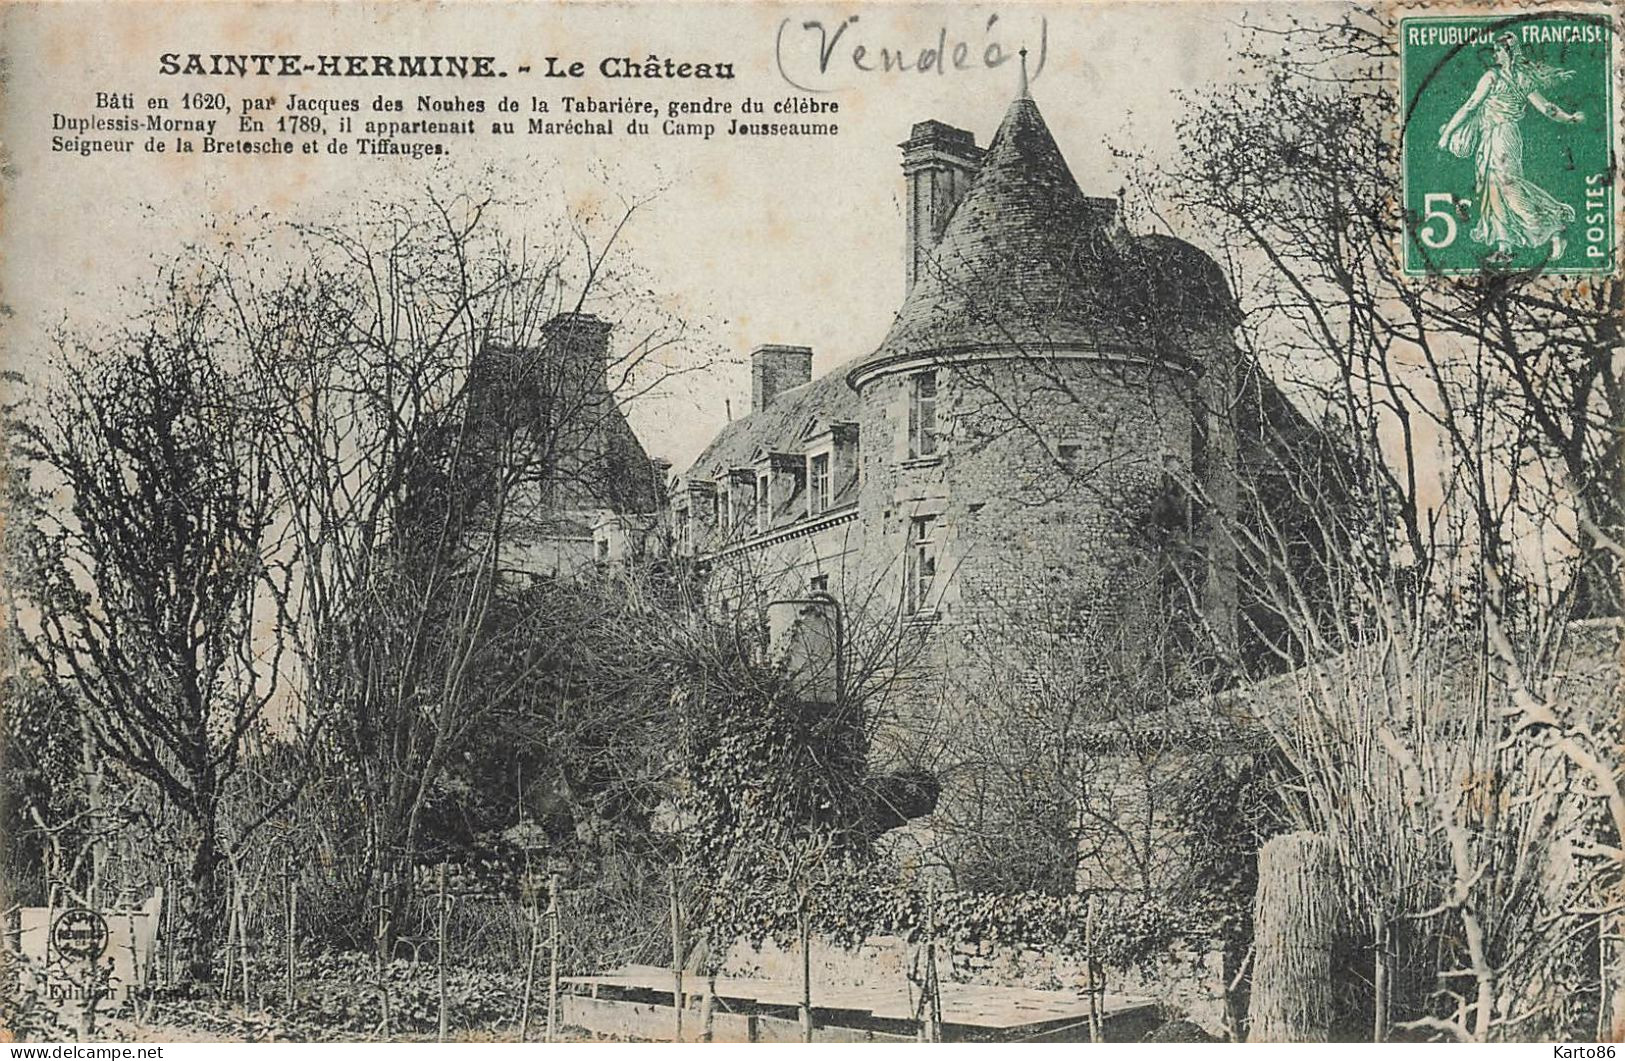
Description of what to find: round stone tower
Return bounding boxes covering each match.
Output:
[843,74,1241,889]
[845,78,1237,690]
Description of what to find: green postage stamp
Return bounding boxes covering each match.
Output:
[1401,12,1615,275]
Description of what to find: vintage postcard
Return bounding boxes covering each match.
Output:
[0,0,1621,1047]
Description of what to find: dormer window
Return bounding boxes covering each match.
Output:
[802,421,858,518]
[908,371,938,459]
[808,452,832,516]
[727,468,755,537]
[755,473,770,533]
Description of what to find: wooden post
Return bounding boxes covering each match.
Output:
[230,878,251,1008]
[44,880,55,967]
[376,869,391,1039]
[161,874,173,989]
[1372,913,1389,1042]
[547,873,560,1044]
[284,855,296,1012]
[799,893,813,1043]
[1086,893,1102,1043]
[519,889,539,1041]
[927,899,942,1042]
[437,862,449,1042]
[920,884,941,1043]
[1248,832,1338,1042]
[669,870,684,1042]
[520,890,539,1041]
[1597,912,1625,1042]
[223,873,238,1000]
[125,920,146,1026]
[221,877,232,998]
[1600,915,1617,1042]
[240,883,253,1009]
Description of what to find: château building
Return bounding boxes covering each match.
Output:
[465,311,665,578]
[668,73,1323,883]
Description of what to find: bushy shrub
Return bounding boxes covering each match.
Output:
[279,950,524,1035]
[0,948,79,1042]
[709,871,1211,971]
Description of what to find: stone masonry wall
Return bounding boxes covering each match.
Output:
[704,515,862,617]
[851,353,1195,769]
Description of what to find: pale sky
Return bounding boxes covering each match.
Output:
[0,0,1346,469]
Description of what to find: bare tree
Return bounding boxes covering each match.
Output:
[9,279,293,978]
[216,184,701,957]
[1130,8,1624,1039]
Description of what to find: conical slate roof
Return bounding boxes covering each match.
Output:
[685,90,1239,488]
[849,93,1174,388]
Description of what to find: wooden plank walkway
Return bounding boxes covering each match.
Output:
[561,964,1158,1041]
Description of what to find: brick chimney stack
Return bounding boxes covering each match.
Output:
[901,121,984,293]
[751,344,813,414]
[542,312,614,393]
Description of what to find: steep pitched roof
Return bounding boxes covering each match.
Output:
[683,369,859,481]
[471,334,663,515]
[848,94,1131,385]
[849,91,1245,390]
[684,90,1239,486]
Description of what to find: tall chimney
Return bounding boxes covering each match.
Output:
[901,121,983,292]
[542,312,613,393]
[469,312,612,431]
[751,344,813,414]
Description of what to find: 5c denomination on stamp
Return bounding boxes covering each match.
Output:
[1401,12,1614,275]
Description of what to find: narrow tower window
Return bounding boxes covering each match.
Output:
[906,514,938,614]
[908,371,938,459]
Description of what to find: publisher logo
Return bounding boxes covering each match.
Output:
[51,908,109,960]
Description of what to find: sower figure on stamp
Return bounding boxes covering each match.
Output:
[1437,31,1585,264]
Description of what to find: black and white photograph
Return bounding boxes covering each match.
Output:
[0,0,1620,1047]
